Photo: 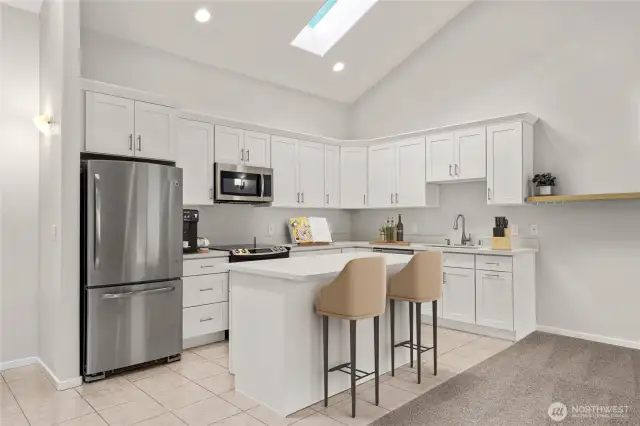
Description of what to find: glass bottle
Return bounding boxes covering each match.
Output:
[390,217,396,241]
[397,214,404,242]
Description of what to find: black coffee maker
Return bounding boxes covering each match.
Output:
[183,209,199,254]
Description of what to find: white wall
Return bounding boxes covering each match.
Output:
[80,30,350,139]
[350,1,640,345]
[197,206,351,247]
[0,4,40,366]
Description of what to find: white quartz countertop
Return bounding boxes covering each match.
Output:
[226,252,412,281]
[287,241,536,256]
[183,250,229,260]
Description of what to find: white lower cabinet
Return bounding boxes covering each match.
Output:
[442,267,475,324]
[475,270,514,331]
[183,303,229,340]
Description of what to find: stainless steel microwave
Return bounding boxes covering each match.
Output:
[214,163,273,205]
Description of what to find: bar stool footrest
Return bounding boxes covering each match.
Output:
[329,362,375,381]
[394,340,433,353]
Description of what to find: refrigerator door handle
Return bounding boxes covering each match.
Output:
[101,286,176,299]
[94,173,101,270]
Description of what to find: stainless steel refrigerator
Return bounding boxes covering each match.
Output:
[81,159,183,381]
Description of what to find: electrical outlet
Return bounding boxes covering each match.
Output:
[268,223,274,236]
[530,224,539,235]
[510,224,519,236]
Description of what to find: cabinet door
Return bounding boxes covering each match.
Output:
[422,296,443,318]
[455,127,486,180]
[134,101,173,161]
[396,137,426,207]
[426,133,454,182]
[175,119,214,205]
[340,147,368,208]
[487,122,523,205]
[324,145,340,208]
[368,144,396,208]
[244,131,270,167]
[442,267,475,324]
[270,136,299,207]
[85,92,135,157]
[214,126,244,165]
[298,141,325,208]
[475,270,514,330]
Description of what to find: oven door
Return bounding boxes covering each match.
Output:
[215,163,272,203]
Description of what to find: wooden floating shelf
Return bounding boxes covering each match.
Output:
[527,192,640,203]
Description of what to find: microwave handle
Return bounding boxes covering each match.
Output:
[261,174,265,199]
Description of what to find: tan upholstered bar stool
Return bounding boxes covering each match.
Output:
[388,251,443,383]
[316,257,386,418]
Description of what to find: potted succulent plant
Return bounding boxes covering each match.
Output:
[532,173,557,196]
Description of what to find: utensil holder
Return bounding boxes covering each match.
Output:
[491,228,511,250]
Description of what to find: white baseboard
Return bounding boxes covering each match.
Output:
[0,356,39,371]
[537,325,640,350]
[38,359,82,391]
[421,314,516,341]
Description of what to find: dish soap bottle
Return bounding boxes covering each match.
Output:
[397,214,404,242]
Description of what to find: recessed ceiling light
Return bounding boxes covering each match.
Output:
[194,8,211,23]
[333,62,345,72]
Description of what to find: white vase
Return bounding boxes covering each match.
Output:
[536,186,554,196]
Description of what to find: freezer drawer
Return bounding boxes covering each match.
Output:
[84,279,183,376]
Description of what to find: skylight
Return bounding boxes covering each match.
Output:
[291,0,379,57]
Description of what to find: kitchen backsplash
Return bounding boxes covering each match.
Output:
[195,204,351,246]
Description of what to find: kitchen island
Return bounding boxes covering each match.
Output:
[226,253,414,416]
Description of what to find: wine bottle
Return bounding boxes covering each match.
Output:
[397,214,404,242]
[390,217,396,241]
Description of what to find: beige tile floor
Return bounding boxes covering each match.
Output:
[0,327,512,426]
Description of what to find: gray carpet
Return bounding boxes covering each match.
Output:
[373,332,639,425]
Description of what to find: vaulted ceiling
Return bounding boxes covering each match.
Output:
[81,1,471,104]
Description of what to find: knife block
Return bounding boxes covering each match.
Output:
[491,228,511,250]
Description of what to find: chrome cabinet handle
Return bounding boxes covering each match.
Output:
[94,174,101,270]
[391,193,394,204]
[487,188,492,200]
[449,164,453,176]
[199,288,214,292]
[395,193,398,204]
[485,262,499,265]
[301,192,304,203]
[209,188,213,200]
[128,134,133,151]
[247,150,250,163]
[102,286,175,299]
[326,194,329,204]
[137,135,142,151]
[455,164,459,175]
[200,265,217,269]
[200,317,214,322]
[297,192,300,203]
[485,273,500,278]
[443,272,446,284]
[240,149,244,161]
[363,194,366,205]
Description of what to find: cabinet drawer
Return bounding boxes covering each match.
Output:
[476,255,512,272]
[184,257,229,276]
[183,274,228,308]
[291,248,343,258]
[183,303,228,339]
[442,253,474,269]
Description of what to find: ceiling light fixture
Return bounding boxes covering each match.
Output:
[194,8,211,23]
[291,0,378,57]
[333,62,345,72]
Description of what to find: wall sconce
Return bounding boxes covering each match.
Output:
[33,114,53,136]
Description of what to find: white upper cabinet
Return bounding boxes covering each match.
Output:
[85,92,174,161]
[324,145,340,208]
[475,270,514,330]
[214,126,244,165]
[86,92,135,157]
[214,126,271,167]
[298,141,325,208]
[175,119,214,205]
[396,137,427,207]
[134,101,173,161]
[486,121,533,205]
[340,147,367,208]
[270,136,299,207]
[368,144,396,208]
[244,131,271,167]
[442,267,476,324]
[426,133,454,182]
[455,127,486,180]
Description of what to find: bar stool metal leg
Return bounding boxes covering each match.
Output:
[374,316,379,406]
[409,302,414,368]
[350,320,357,418]
[323,315,328,407]
[416,303,422,384]
[390,299,395,376]
[433,300,438,376]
